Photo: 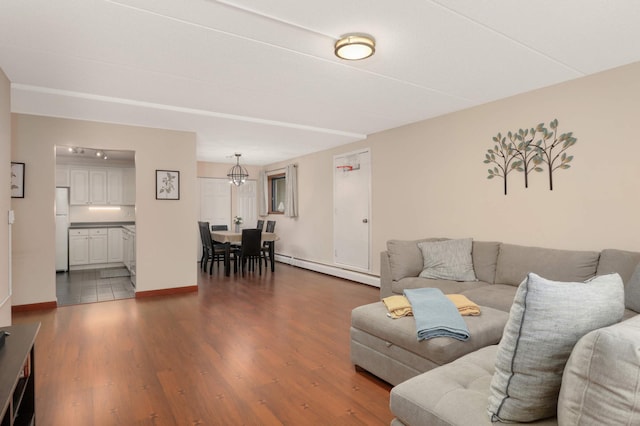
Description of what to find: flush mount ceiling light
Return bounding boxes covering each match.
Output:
[334,34,375,60]
[227,153,249,186]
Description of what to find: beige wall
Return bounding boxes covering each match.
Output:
[11,114,197,305]
[266,61,640,276]
[0,69,10,325]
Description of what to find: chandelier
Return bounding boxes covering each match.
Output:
[227,153,249,186]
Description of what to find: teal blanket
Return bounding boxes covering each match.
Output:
[404,288,470,341]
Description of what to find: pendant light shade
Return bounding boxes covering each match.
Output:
[227,153,249,186]
[335,34,375,60]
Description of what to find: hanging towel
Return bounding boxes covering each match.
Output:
[446,294,481,316]
[404,288,470,341]
[382,295,413,318]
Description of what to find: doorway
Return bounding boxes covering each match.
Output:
[333,149,371,271]
[55,146,136,305]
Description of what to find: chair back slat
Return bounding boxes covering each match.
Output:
[265,220,276,233]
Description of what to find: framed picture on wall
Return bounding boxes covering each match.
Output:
[11,162,25,198]
[156,169,180,200]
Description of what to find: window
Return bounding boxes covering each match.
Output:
[268,173,285,214]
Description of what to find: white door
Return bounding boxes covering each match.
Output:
[199,178,232,227]
[198,178,231,260]
[237,180,257,230]
[333,149,371,271]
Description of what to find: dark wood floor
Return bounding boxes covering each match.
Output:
[13,263,392,425]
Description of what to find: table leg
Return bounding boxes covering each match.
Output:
[269,241,275,272]
[224,242,231,276]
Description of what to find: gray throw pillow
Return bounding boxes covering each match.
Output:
[387,238,446,281]
[487,272,625,423]
[624,263,640,313]
[417,238,477,282]
[557,315,640,425]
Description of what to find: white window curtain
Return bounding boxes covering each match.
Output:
[258,170,268,217]
[284,164,298,217]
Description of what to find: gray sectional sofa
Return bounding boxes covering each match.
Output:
[350,238,640,425]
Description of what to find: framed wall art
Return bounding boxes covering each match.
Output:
[156,169,180,200]
[11,162,25,198]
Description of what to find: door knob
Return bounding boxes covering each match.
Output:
[362,219,368,223]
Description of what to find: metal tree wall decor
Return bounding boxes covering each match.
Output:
[484,119,577,195]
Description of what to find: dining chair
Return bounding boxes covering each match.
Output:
[211,224,228,245]
[197,221,208,270]
[199,221,228,274]
[239,228,263,276]
[256,220,264,231]
[262,220,276,267]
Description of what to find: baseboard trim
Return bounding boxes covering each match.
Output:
[275,255,380,287]
[12,301,58,312]
[135,285,198,298]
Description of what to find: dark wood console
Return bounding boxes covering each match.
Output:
[0,323,40,426]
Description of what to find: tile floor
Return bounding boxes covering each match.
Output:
[56,268,136,306]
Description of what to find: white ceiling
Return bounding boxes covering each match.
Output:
[1,0,640,166]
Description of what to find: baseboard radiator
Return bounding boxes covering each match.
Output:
[274,254,380,288]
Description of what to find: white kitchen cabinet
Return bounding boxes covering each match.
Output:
[88,229,108,264]
[68,229,89,266]
[70,168,108,205]
[70,167,133,205]
[69,228,116,266]
[89,169,107,205]
[122,168,136,205]
[108,228,123,263]
[69,169,90,205]
[107,168,123,205]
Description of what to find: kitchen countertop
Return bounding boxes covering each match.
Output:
[69,221,135,229]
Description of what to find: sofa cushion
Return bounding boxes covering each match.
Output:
[387,238,446,281]
[472,241,501,284]
[596,248,640,284]
[390,345,558,426]
[558,315,640,425]
[392,278,489,297]
[418,238,477,281]
[488,273,625,423]
[494,244,600,286]
[351,302,508,367]
[624,264,640,313]
[459,284,517,313]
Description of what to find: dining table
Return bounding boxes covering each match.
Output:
[211,230,279,276]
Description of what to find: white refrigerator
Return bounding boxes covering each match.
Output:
[55,187,69,271]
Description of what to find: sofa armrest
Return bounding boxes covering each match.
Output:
[380,251,393,299]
